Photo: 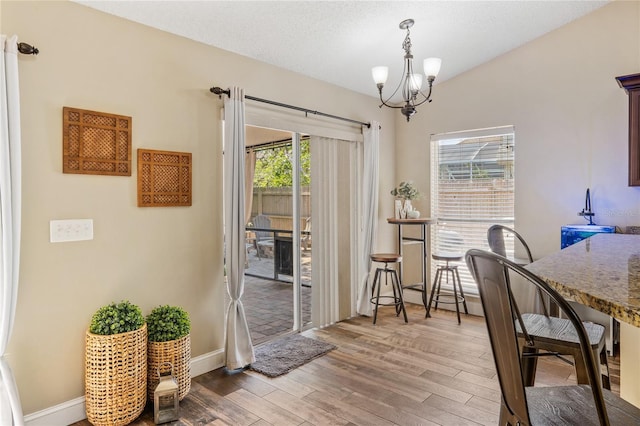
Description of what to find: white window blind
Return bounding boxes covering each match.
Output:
[430,126,515,293]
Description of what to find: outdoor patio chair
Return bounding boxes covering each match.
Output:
[253,214,274,259]
[301,217,311,250]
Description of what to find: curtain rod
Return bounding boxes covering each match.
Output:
[210,86,372,129]
[17,42,39,55]
[247,136,310,153]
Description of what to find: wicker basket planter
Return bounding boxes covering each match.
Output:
[148,334,191,401]
[85,324,147,426]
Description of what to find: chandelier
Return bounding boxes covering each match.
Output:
[372,19,442,122]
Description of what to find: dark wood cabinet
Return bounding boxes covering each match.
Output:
[616,73,640,186]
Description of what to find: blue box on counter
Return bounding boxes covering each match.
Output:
[560,224,616,249]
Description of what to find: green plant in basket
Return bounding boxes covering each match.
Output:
[146,305,191,342]
[89,300,145,335]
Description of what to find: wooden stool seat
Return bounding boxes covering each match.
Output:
[369,253,407,325]
[431,252,463,262]
[370,253,402,263]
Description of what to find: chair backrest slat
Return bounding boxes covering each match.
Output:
[465,250,531,423]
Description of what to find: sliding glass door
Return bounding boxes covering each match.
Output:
[243,126,312,344]
[241,108,363,340]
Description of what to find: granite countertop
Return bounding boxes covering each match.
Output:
[527,233,640,327]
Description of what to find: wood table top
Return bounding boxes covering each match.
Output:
[387,217,436,224]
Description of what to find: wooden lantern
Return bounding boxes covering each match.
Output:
[153,362,179,424]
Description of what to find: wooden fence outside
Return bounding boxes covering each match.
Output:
[250,186,311,230]
[437,179,514,220]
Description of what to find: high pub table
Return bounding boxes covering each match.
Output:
[387,217,435,310]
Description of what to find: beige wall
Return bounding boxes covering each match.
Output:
[398,1,640,258]
[2,0,396,415]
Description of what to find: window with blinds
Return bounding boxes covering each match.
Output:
[430,126,515,293]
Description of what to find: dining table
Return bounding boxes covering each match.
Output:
[526,233,640,407]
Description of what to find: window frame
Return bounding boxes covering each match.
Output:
[430,126,515,294]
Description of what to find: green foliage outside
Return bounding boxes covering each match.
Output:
[146,305,191,342]
[439,163,491,180]
[253,139,310,188]
[89,301,144,335]
[471,165,490,179]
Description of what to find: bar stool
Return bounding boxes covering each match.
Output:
[426,252,469,324]
[370,253,407,325]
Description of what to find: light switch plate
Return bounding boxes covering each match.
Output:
[50,219,93,243]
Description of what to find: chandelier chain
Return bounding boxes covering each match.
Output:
[402,28,412,56]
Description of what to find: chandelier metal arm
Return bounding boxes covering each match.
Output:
[376,52,412,109]
[411,80,435,107]
[376,89,405,109]
[376,78,434,109]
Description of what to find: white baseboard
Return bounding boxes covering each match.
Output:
[190,348,225,377]
[24,349,225,426]
[24,396,87,426]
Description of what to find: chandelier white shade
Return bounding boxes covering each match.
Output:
[423,58,442,78]
[371,66,389,85]
[372,19,442,122]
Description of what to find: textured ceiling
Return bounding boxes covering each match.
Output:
[75,1,608,102]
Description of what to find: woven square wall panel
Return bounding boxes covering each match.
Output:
[138,149,192,207]
[63,107,132,176]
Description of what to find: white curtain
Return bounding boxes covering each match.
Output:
[244,148,256,225]
[223,87,255,369]
[310,136,359,327]
[356,122,380,316]
[311,136,353,327]
[0,34,24,426]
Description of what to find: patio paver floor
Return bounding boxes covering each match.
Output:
[243,248,312,345]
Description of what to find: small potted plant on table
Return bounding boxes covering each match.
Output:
[146,305,191,401]
[85,301,147,426]
[391,181,421,218]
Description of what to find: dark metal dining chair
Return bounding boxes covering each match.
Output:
[487,224,610,390]
[465,249,640,425]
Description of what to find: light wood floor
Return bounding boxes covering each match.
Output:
[73,304,620,425]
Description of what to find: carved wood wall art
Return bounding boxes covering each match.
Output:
[137,149,192,207]
[63,107,132,176]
